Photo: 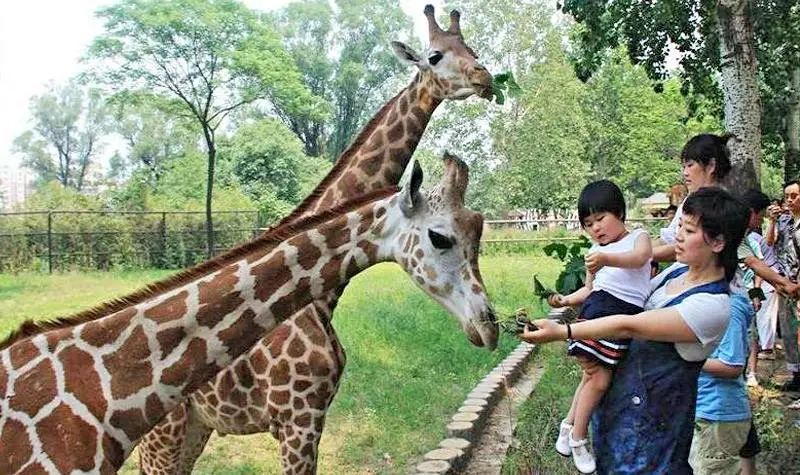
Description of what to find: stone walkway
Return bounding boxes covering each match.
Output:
[461,356,546,474]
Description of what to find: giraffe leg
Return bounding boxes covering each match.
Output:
[278,419,324,475]
[138,403,189,474]
[174,404,214,475]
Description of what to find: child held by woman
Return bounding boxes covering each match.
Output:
[547,180,652,474]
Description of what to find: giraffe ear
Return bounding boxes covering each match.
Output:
[391,41,422,66]
[400,160,424,217]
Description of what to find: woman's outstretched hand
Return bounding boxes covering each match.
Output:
[519,319,566,344]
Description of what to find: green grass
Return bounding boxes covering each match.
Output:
[0,254,562,473]
[502,343,582,475]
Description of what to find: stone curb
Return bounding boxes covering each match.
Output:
[413,306,572,474]
[413,341,538,474]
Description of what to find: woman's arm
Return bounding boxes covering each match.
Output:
[598,233,653,269]
[520,306,699,344]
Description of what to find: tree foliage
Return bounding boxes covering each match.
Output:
[271,0,413,160]
[86,0,320,256]
[13,79,109,191]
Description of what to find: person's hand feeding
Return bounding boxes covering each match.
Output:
[519,318,568,344]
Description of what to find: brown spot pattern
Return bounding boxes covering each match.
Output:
[9,359,56,417]
[156,327,187,358]
[160,338,208,391]
[288,233,321,271]
[9,340,38,370]
[0,418,32,473]
[197,265,243,328]
[144,290,189,324]
[295,312,327,347]
[216,309,261,363]
[110,407,149,441]
[103,325,152,399]
[81,308,135,347]
[252,251,291,302]
[38,403,97,473]
[60,346,106,421]
[266,324,290,359]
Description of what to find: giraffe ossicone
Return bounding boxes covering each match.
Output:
[0,155,496,474]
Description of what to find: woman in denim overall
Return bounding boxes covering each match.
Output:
[522,187,749,474]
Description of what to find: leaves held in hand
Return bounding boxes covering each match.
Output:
[533,275,556,299]
[491,71,522,105]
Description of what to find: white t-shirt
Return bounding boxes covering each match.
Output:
[645,262,731,361]
[659,201,684,245]
[590,228,651,307]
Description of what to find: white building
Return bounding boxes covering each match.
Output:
[0,163,34,211]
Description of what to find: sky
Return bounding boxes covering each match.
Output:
[0,0,446,172]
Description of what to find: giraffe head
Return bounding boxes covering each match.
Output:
[391,5,493,100]
[383,153,497,350]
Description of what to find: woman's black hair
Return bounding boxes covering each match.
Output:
[681,133,735,181]
[577,180,626,226]
[682,187,748,282]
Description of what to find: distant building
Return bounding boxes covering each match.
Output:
[0,164,34,211]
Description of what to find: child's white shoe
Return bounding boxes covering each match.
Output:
[555,419,572,456]
[569,430,596,474]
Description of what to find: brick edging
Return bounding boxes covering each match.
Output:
[413,341,538,474]
[412,307,575,474]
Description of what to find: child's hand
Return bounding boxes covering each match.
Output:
[585,252,606,274]
[751,297,762,312]
[547,294,567,308]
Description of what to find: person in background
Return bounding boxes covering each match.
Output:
[689,289,753,474]
[766,181,800,393]
[547,180,652,474]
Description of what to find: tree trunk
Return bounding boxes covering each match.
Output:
[205,134,216,259]
[717,0,762,191]
[785,67,800,181]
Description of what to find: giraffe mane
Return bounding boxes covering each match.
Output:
[270,79,413,230]
[0,186,400,352]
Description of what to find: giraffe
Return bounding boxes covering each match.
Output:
[137,5,495,474]
[0,157,495,474]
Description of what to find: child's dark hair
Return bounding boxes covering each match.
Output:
[740,189,770,212]
[578,180,626,226]
[681,133,735,181]
[682,187,748,282]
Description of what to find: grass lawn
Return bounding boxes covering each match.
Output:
[0,253,563,474]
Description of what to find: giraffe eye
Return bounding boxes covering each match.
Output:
[428,230,453,249]
[428,51,443,66]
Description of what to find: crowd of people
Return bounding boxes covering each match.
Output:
[520,133,800,475]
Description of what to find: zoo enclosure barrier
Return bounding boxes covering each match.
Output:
[0,210,267,273]
[0,212,670,273]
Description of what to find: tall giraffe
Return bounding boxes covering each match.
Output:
[138,5,494,474]
[0,158,495,474]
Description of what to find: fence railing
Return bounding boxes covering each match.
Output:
[0,212,671,273]
[0,210,265,273]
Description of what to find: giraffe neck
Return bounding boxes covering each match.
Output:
[0,191,396,471]
[281,73,442,226]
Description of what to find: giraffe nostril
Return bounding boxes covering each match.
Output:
[487,308,497,324]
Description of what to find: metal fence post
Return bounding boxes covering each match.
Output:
[47,211,53,274]
[160,212,167,268]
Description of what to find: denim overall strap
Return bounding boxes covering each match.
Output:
[592,272,728,475]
